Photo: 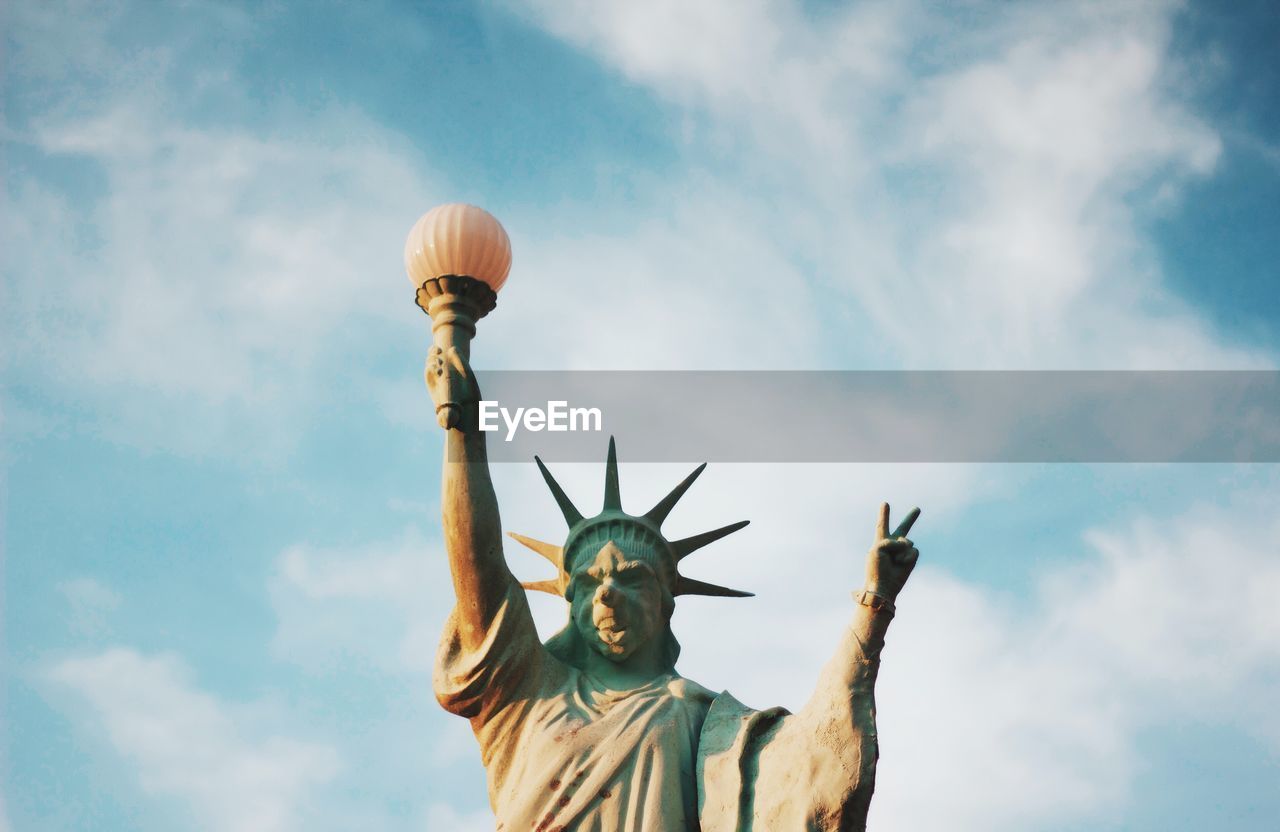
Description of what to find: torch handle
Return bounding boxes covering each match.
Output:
[431,318,474,430]
[417,275,493,431]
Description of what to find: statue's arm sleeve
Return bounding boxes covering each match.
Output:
[762,608,888,830]
[434,579,559,722]
[700,608,890,831]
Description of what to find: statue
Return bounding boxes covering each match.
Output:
[425,345,922,832]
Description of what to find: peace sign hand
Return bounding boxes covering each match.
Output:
[865,503,920,601]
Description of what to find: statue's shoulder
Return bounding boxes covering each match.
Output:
[666,675,717,707]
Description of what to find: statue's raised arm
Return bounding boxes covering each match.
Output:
[425,344,516,651]
[698,503,919,831]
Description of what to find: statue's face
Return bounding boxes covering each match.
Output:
[569,541,666,662]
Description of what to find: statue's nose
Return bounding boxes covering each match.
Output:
[596,582,617,605]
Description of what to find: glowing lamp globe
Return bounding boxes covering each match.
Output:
[405,203,512,292]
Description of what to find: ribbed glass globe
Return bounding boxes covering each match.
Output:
[404,203,512,292]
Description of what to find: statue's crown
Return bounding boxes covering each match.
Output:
[510,438,753,600]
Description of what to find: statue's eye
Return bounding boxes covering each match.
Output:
[615,565,653,586]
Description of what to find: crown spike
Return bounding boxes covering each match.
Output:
[603,436,622,511]
[671,520,750,560]
[645,463,707,526]
[674,575,754,598]
[507,532,564,567]
[521,579,564,596]
[535,455,585,527]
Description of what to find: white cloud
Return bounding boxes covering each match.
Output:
[58,577,123,637]
[6,102,434,455]
[511,0,1271,371]
[423,801,495,832]
[478,194,833,370]
[267,530,502,827]
[894,16,1235,369]
[269,529,450,675]
[48,648,341,832]
[4,2,437,456]
[8,0,1272,467]
[512,0,901,167]
[428,718,480,770]
[868,498,1280,831]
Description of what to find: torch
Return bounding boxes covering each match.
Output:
[404,203,512,429]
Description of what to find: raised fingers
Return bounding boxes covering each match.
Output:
[893,507,921,539]
[876,502,890,542]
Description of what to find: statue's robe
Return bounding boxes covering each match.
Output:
[435,585,879,831]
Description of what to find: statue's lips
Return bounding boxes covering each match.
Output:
[597,628,627,646]
[593,613,627,643]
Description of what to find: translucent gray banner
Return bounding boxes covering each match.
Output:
[461,371,1280,463]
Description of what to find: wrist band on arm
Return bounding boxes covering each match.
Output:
[854,589,895,617]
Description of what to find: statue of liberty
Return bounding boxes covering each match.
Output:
[426,345,921,831]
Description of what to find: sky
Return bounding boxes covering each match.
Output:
[4,0,1280,830]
